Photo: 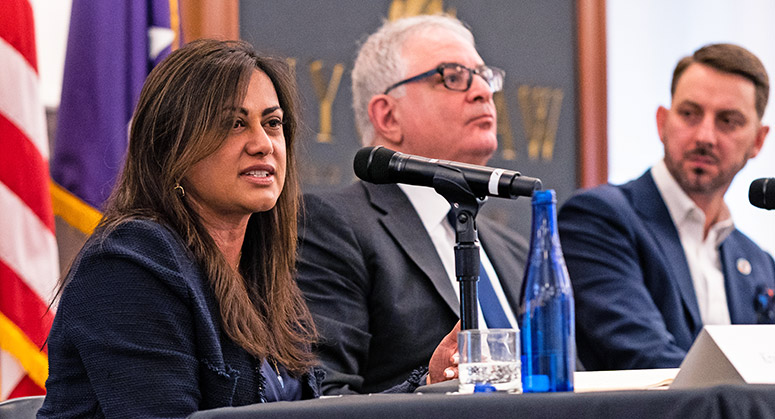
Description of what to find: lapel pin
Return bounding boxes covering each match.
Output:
[736,258,752,276]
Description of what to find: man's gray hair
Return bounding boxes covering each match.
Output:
[351,14,476,146]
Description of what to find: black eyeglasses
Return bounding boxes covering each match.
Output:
[383,63,505,95]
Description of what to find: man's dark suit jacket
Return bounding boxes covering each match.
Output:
[558,170,775,371]
[296,182,528,394]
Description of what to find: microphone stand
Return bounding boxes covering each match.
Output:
[433,165,484,330]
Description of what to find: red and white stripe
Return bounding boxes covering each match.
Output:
[0,0,58,400]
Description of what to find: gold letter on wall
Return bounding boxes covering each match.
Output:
[309,60,344,143]
[493,91,516,160]
[388,0,454,20]
[517,85,563,161]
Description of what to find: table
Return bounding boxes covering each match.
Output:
[189,384,775,419]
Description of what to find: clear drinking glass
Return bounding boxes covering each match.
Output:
[458,328,522,394]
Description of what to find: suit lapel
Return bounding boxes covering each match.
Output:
[363,183,460,316]
[627,172,702,332]
[720,236,757,323]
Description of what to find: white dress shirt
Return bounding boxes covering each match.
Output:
[651,160,734,325]
[398,184,518,329]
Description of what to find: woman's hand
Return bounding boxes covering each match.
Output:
[427,321,460,384]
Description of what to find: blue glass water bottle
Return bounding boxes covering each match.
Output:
[519,189,575,392]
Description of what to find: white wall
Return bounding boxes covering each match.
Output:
[608,0,775,256]
[31,0,72,108]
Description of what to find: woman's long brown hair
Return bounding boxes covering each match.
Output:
[55,39,316,374]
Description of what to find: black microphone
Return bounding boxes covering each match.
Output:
[353,146,542,199]
[749,178,775,210]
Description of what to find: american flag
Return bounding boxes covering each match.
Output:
[0,0,58,399]
[0,0,180,401]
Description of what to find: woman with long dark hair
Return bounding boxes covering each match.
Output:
[39,39,319,417]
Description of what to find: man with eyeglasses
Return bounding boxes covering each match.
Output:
[296,14,529,395]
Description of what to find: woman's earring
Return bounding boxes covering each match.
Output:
[174,183,185,197]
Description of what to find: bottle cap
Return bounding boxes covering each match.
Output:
[531,189,556,205]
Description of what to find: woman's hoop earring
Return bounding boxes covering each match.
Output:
[174,183,185,197]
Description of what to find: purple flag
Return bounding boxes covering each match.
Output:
[51,0,179,210]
